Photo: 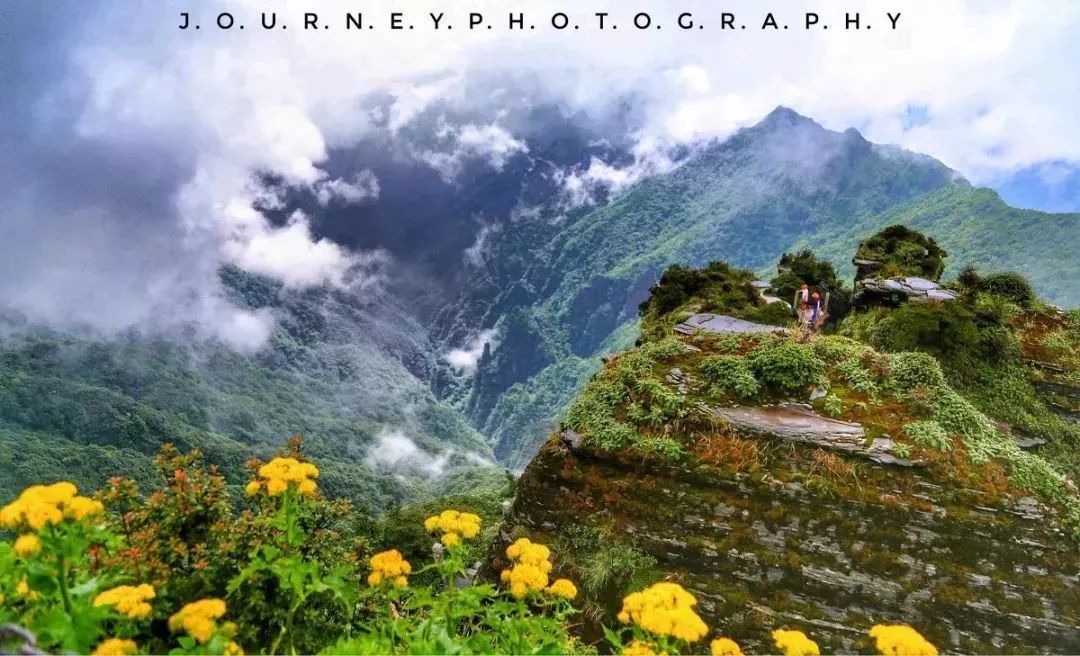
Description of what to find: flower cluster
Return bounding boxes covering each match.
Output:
[92,638,139,656]
[869,625,938,656]
[367,549,412,588]
[247,457,319,497]
[623,641,658,656]
[93,584,156,619]
[423,509,482,547]
[617,582,708,643]
[500,537,553,598]
[13,534,41,557]
[168,598,227,643]
[772,629,820,656]
[711,637,744,656]
[546,577,578,600]
[0,481,103,531]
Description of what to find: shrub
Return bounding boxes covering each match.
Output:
[699,356,760,399]
[981,272,1036,307]
[811,336,871,364]
[855,225,948,280]
[887,352,946,392]
[903,421,952,452]
[823,394,843,417]
[747,340,827,392]
[835,359,881,398]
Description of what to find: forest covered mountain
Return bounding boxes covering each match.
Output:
[1,106,1078,507]
[447,107,1080,467]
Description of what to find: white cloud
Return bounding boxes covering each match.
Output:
[314,170,381,206]
[9,0,1080,348]
[417,122,528,182]
[443,328,498,374]
[365,429,450,479]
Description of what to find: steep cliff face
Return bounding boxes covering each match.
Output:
[510,432,1080,654]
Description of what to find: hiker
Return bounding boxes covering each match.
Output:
[811,291,822,325]
[798,283,810,324]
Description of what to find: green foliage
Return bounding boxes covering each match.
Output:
[747,340,827,392]
[1,443,582,655]
[855,225,948,280]
[811,336,872,364]
[0,329,492,514]
[555,525,657,598]
[903,421,952,452]
[822,394,843,418]
[699,356,760,398]
[980,272,1037,307]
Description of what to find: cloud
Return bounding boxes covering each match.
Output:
[417,121,529,182]
[314,170,381,206]
[364,429,450,479]
[4,0,1080,348]
[443,328,498,374]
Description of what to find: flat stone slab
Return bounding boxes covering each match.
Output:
[711,404,916,466]
[675,314,789,336]
[856,277,958,303]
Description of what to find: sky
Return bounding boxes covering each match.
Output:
[2,0,1079,347]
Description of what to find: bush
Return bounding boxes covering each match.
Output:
[747,340,826,392]
[981,272,1036,307]
[855,225,948,280]
[903,421,952,452]
[811,336,872,364]
[699,356,760,399]
[823,394,843,417]
[888,352,946,392]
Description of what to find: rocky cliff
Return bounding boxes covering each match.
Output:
[509,431,1079,653]
[500,254,1080,654]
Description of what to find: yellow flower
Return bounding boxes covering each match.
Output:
[618,582,708,643]
[423,509,482,541]
[869,625,938,656]
[368,549,412,587]
[297,479,317,497]
[255,457,319,497]
[92,638,139,656]
[168,598,227,643]
[94,584,156,619]
[16,578,38,601]
[224,641,245,656]
[622,641,657,656]
[772,629,819,656]
[547,578,578,600]
[64,496,104,520]
[441,532,460,547]
[500,537,557,598]
[244,480,261,496]
[711,637,743,656]
[13,534,41,557]
[1,482,102,530]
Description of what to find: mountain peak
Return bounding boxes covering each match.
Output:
[757,105,819,130]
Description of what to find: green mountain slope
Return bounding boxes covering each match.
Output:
[458,108,1080,467]
[0,271,497,510]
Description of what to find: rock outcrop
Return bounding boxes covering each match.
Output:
[674,314,789,336]
[507,432,1080,654]
[853,276,958,308]
[710,405,917,466]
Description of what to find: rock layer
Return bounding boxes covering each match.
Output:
[508,433,1080,654]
